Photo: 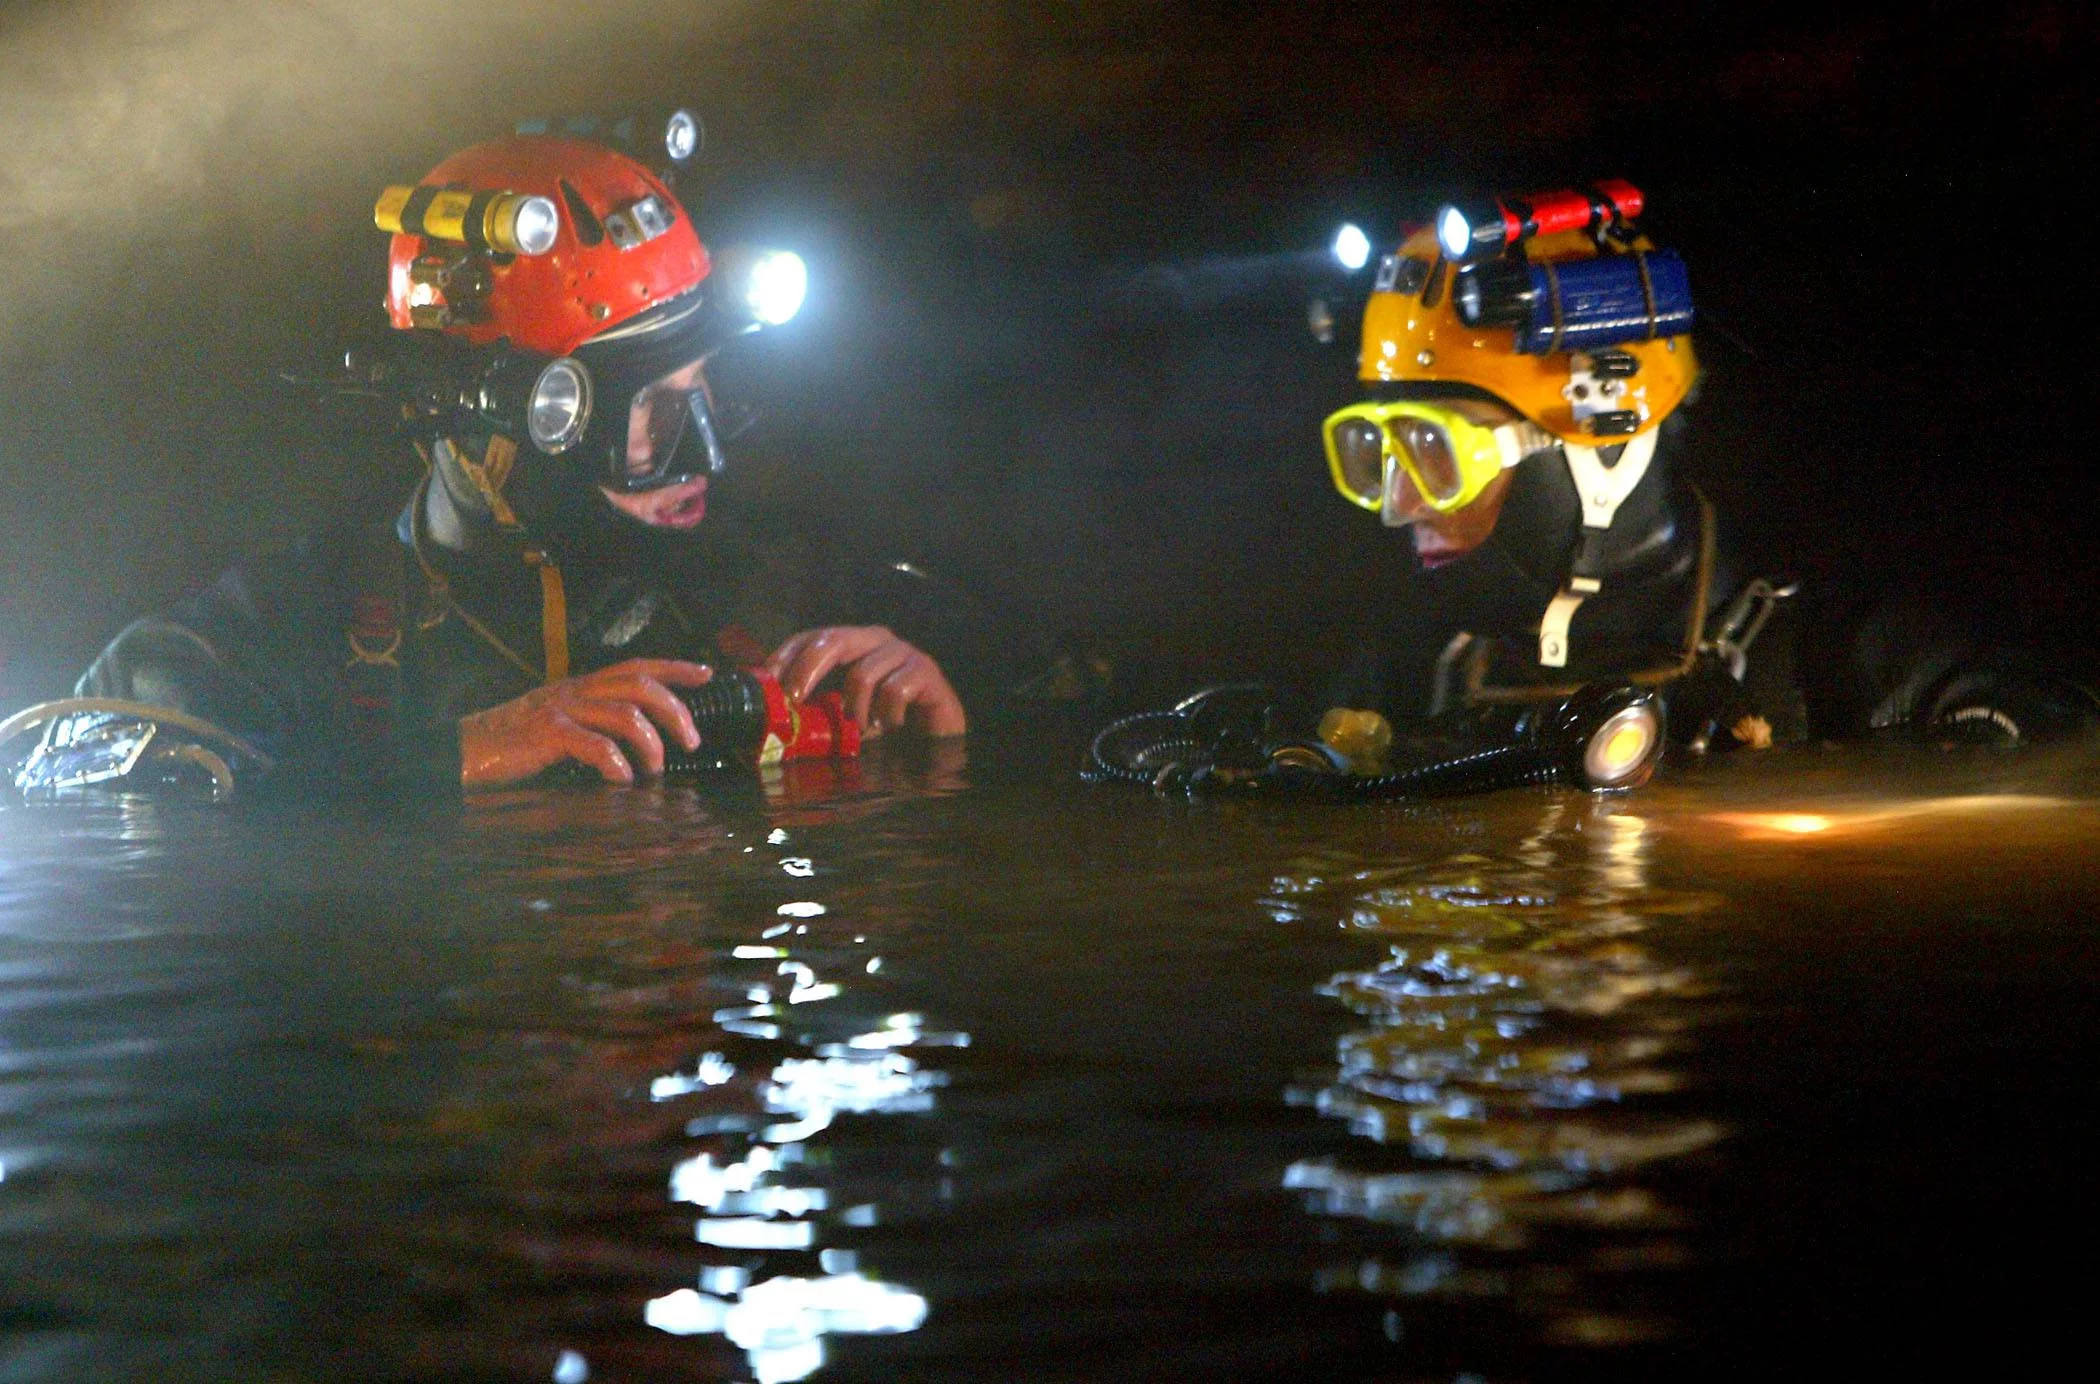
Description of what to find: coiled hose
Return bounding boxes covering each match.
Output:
[1082,683,1662,800]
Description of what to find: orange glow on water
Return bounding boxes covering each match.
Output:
[1709,796,2073,840]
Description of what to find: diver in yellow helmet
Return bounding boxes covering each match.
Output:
[1316,187,2098,756]
[1322,208,1723,720]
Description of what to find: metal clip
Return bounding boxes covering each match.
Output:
[1702,577,1798,681]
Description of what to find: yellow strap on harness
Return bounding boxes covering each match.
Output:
[453,436,522,530]
[404,444,571,686]
[523,548,569,682]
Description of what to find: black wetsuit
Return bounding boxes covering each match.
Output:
[1325,414,2095,751]
[74,462,993,795]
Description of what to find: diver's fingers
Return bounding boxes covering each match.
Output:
[580,673,701,752]
[882,655,968,737]
[841,642,916,731]
[596,658,714,689]
[764,631,810,678]
[565,699,667,777]
[548,710,635,785]
[771,627,895,703]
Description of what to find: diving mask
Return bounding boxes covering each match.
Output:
[574,291,747,493]
[1323,400,1555,523]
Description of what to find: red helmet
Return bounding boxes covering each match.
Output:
[376,134,757,491]
[383,135,709,355]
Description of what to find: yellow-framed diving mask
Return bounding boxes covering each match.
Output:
[1322,400,1556,524]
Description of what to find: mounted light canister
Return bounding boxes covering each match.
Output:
[1435,180,1643,264]
[344,334,594,456]
[1453,248,1694,356]
[475,351,593,454]
[515,108,704,169]
[374,184,560,256]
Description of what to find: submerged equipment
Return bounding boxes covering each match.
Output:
[2,699,275,803]
[1081,683,1663,799]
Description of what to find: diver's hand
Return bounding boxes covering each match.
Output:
[459,659,713,789]
[766,626,967,739]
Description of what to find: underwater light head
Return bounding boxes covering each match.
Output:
[1536,683,1665,791]
[1435,180,1644,264]
[663,669,861,772]
[1333,222,1372,272]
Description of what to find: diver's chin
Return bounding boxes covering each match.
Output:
[650,484,708,530]
[1411,531,1476,570]
[599,477,709,532]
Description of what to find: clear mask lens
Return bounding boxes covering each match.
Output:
[1391,418,1462,502]
[614,360,724,490]
[1330,418,1386,503]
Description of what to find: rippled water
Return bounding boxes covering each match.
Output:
[4,744,2099,1381]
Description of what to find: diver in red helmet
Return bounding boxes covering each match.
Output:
[64,127,965,793]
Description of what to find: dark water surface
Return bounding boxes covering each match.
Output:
[4,745,2099,1382]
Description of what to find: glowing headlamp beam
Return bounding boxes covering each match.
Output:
[744,250,807,327]
[1332,223,1371,272]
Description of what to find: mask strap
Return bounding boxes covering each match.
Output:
[1492,420,1556,469]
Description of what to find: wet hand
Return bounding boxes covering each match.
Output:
[459,659,713,789]
[766,626,966,739]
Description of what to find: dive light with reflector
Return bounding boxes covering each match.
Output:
[1435,180,1643,264]
[662,669,861,772]
[339,335,593,455]
[1332,222,1372,272]
[1453,248,1694,355]
[709,245,809,329]
[515,108,704,175]
[374,185,560,257]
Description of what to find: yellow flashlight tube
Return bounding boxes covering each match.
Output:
[374,185,560,256]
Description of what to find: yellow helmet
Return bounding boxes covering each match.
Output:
[1358,224,1698,444]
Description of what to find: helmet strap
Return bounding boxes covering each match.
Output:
[1536,428,1659,668]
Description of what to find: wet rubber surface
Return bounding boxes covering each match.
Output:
[3,743,2099,1381]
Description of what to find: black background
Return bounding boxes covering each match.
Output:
[2,0,2094,704]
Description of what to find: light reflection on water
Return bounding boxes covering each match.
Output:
[445,768,967,1383]
[638,848,956,1384]
[1284,799,1726,1351]
[5,745,2100,1379]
